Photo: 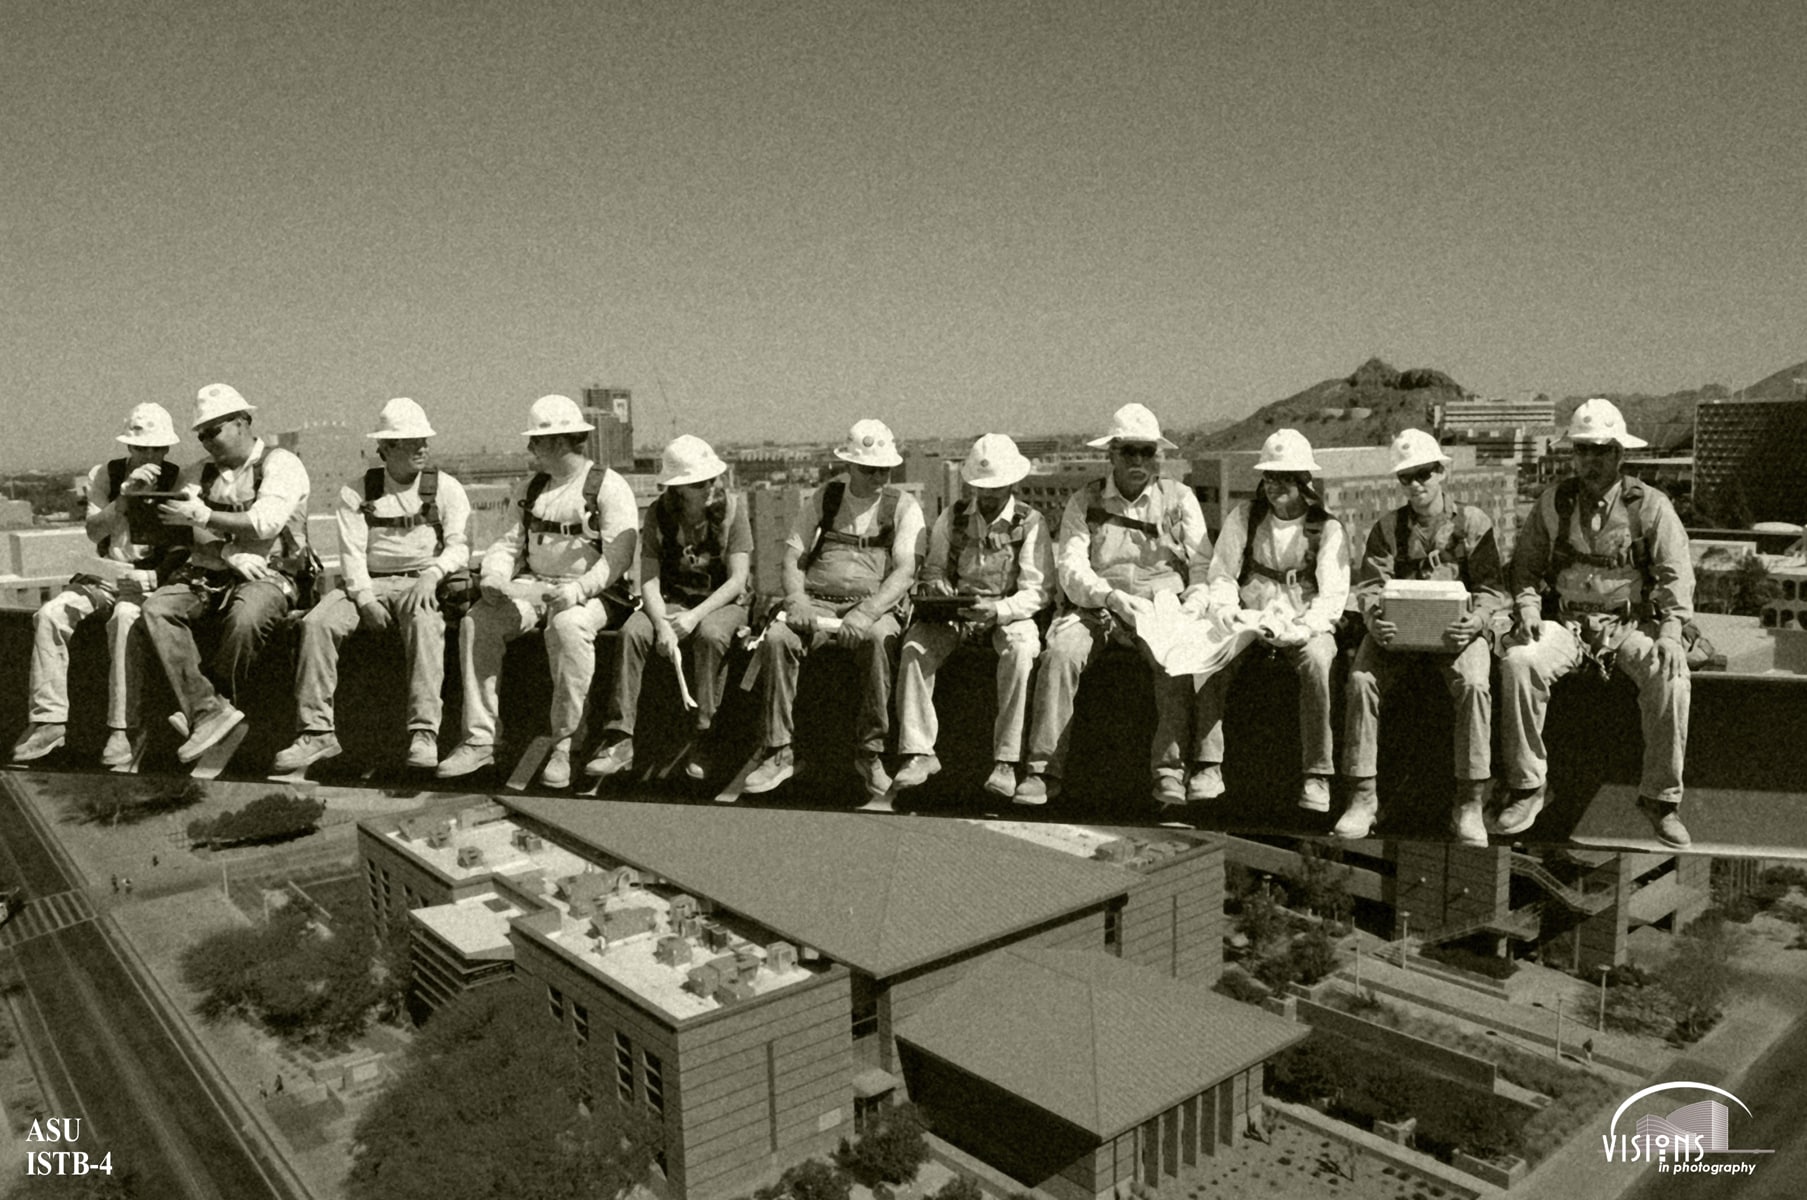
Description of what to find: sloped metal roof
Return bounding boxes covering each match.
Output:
[894,948,1306,1138]
[503,799,1134,977]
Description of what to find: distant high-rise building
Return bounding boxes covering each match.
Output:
[581,385,633,469]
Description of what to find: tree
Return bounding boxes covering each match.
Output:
[1295,844,1354,927]
[841,1103,928,1185]
[932,1177,982,1200]
[1659,927,1739,1041]
[780,1160,850,1200]
[347,983,659,1200]
[180,908,389,1046]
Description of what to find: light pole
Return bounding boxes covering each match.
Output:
[1598,964,1611,1032]
[1399,910,1410,971]
[1535,997,1565,1060]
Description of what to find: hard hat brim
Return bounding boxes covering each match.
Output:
[521,421,596,437]
[659,462,728,487]
[961,462,1031,488]
[1254,455,1322,473]
[116,431,180,447]
[1087,433,1178,451]
[834,447,904,468]
[368,427,437,440]
[1566,432,1648,449]
[1391,449,1452,473]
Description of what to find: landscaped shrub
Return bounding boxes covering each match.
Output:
[186,791,326,849]
[780,1160,850,1200]
[1215,968,1272,1005]
[1419,942,1516,981]
[841,1103,927,1185]
[931,1176,982,1200]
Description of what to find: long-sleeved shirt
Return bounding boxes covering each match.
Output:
[1055,476,1212,609]
[479,462,638,597]
[1205,501,1351,634]
[1353,494,1509,619]
[1510,476,1694,641]
[920,496,1054,625]
[336,468,472,604]
[183,439,310,572]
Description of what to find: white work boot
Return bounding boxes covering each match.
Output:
[1450,780,1490,847]
[1332,778,1379,839]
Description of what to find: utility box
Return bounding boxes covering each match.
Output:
[1379,579,1470,652]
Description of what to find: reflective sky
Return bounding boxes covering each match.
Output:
[5,0,1804,469]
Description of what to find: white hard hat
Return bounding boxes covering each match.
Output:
[368,397,437,440]
[658,434,729,486]
[1086,403,1177,451]
[1254,428,1321,473]
[1390,428,1451,475]
[521,394,594,438]
[834,418,903,468]
[117,402,179,447]
[192,383,255,430]
[961,433,1031,488]
[1565,398,1647,449]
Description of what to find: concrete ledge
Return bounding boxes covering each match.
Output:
[1267,1099,1500,1198]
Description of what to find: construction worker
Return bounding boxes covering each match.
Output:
[10,404,184,767]
[1014,404,1212,808]
[1195,429,1350,812]
[893,434,1054,799]
[272,398,471,775]
[1337,429,1508,845]
[138,384,312,764]
[1496,399,1694,848]
[742,419,925,801]
[588,435,751,783]
[437,395,637,788]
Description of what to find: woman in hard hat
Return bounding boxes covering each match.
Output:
[587,435,751,783]
[1195,428,1351,812]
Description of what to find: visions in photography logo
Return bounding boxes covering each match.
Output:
[1601,1082,1770,1177]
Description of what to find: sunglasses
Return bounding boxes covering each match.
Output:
[1114,444,1158,460]
[851,464,889,475]
[1396,465,1439,486]
[196,419,237,441]
[1573,443,1617,458]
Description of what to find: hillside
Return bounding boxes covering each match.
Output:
[1188,358,1467,453]
[1188,356,1807,459]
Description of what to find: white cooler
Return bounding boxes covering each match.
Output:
[1379,579,1470,652]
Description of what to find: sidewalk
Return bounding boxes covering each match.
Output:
[1338,939,1668,1076]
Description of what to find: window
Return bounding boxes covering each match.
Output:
[615,1032,635,1103]
[643,1051,664,1115]
[850,975,879,1040]
[547,985,564,1023]
[574,1003,589,1046]
[1104,903,1122,956]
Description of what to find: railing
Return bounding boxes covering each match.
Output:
[1509,853,1615,914]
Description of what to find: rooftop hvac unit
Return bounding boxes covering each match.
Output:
[1095,839,1137,863]
[510,829,543,852]
[455,846,484,868]
[427,828,451,849]
[669,894,700,921]
[701,923,732,952]
[685,963,721,996]
[734,946,762,977]
[679,916,703,940]
[654,936,693,967]
[767,942,798,973]
[713,980,755,1006]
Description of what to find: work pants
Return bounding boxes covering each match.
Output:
[28,585,143,730]
[140,579,292,720]
[459,589,628,745]
[1341,633,1492,781]
[1023,611,1196,779]
[758,598,900,755]
[293,577,447,734]
[603,603,748,736]
[1498,621,1687,804]
[1193,631,1338,777]
[896,618,1041,762]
